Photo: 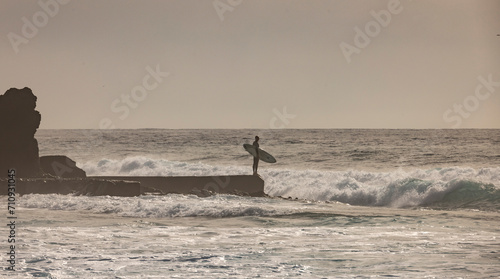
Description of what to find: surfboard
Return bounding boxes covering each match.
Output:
[243,144,277,163]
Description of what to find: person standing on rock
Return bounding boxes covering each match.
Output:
[252,136,260,175]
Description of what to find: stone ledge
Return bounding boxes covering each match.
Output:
[2,178,140,197]
[89,175,265,197]
[2,175,265,197]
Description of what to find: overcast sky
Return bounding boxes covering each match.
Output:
[2,0,499,129]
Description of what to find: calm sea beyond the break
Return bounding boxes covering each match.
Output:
[1,128,499,278]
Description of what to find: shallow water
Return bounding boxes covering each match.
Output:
[4,195,500,278]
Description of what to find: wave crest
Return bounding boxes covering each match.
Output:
[19,194,288,218]
[80,157,500,211]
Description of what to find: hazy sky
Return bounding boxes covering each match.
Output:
[2,0,499,129]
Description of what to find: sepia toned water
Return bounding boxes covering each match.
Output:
[1,129,499,278]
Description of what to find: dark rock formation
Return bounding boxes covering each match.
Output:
[0,87,41,177]
[0,88,268,197]
[40,155,87,178]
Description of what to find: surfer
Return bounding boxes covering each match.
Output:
[243,136,275,175]
[252,136,260,175]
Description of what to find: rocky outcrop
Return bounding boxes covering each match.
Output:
[40,155,87,178]
[0,87,41,177]
[0,87,267,197]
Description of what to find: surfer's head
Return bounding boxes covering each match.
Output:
[255,136,259,141]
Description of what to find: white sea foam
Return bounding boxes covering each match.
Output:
[81,156,245,177]
[19,194,295,218]
[265,166,499,206]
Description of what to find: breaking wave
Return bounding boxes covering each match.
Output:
[75,157,500,212]
[19,194,291,218]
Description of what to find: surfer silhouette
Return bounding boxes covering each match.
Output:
[252,136,260,175]
[243,136,276,174]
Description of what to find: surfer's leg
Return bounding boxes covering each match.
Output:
[253,157,258,175]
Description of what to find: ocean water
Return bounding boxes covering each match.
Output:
[2,129,500,278]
